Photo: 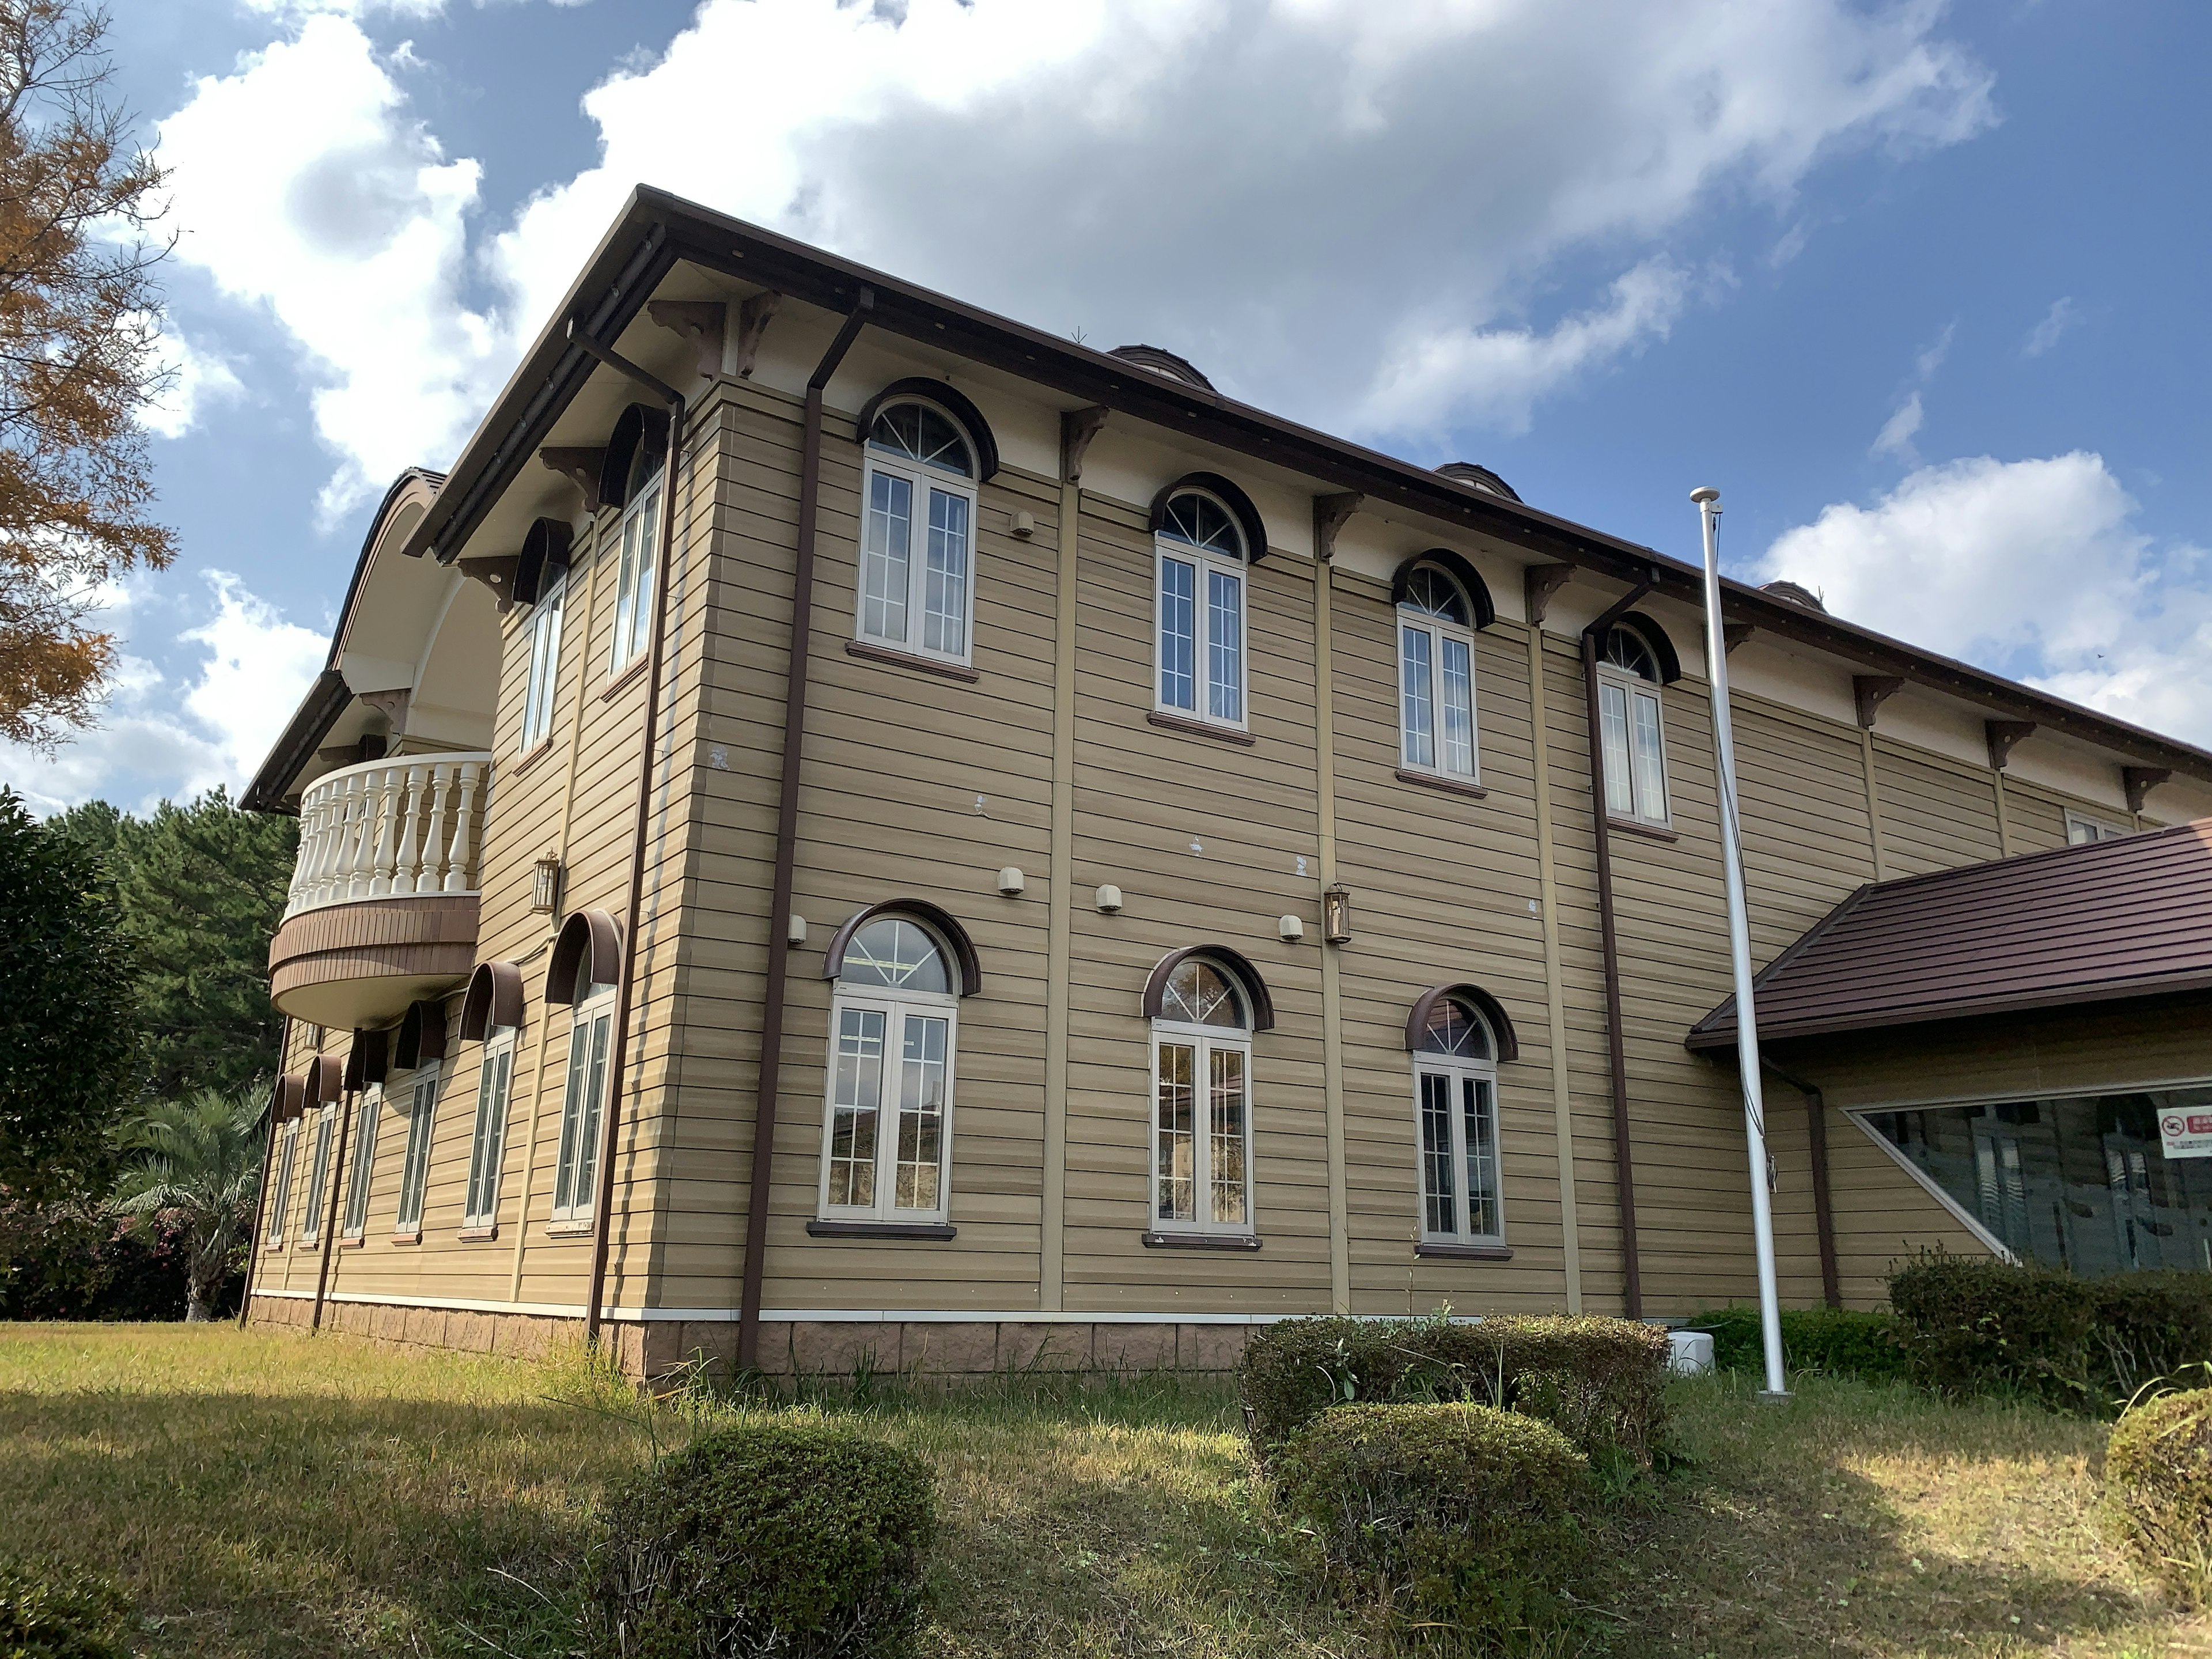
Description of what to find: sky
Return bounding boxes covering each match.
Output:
[7,0,2210,815]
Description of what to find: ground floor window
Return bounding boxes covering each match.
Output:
[1862,1084,2212,1274]
[267,1120,299,1247]
[1150,957,1253,1237]
[298,1103,336,1245]
[464,1039,516,1230]
[395,1066,438,1234]
[340,1086,381,1241]
[1413,995,1503,1245]
[552,991,616,1223]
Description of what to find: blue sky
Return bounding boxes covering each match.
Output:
[9,0,2208,813]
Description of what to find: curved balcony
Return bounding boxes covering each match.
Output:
[268,753,493,1029]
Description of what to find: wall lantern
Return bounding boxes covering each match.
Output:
[1323,883,1353,944]
[531,855,564,915]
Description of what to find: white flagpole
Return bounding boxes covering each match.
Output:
[1692,486,1789,1400]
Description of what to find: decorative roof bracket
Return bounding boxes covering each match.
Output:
[1312,493,1362,563]
[1986,720,2036,771]
[646,299,726,380]
[733,290,782,379]
[537,446,606,513]
[1722,622,1755,654]
[1853,674,1906,731]
[1059,405,1109,484]
[1524,562,1574,627]
[2124,766,2172,815]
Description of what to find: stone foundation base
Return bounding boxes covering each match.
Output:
[244,1294,1253,1381]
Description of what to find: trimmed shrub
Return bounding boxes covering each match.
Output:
[2106,1387,2212,1606]
[1686,1306,1908,1384]
[1237,1314,1669,1467]
[589,1421,935,1658]
[2089,1273,2212,1404]
[1278,1402,1592,1652]
[1888,1255,2094,1410]
[0,1562,130,1659]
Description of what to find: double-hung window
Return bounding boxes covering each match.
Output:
[609,442,664,675]
[857,401,978,666]
[552,982,617,1224]
[266,1119,299,1248]
[298,1101,336,1246]
[819,918,958,1224]
[1154,490,1248,729]
[1397,566,1479,781]
[1596,623,1670,827]
[1412,997,1505,1247]
[340,1085,381,1241]
[394,1065,439,1236]
[520,571,565,750]
[463,1036,515,1232]
[1150,958,1253,1238]
[2066,812,2130,844]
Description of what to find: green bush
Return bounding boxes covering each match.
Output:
[2106,1386,2212,1605]
[1686,1306,1908,1383]
[0,1562,130,1659]
[1278,1402,1591,1653]
[1888,1255,2094,1410]
[1237,1314,1669,1468]
[588,1420,935,1658]
[2089,1273,2212,1403]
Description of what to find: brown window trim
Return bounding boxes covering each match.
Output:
[1146,710,1256,748]
[389,1230,422,1247]
[543,1219,594,1238]
[457,1224,499,1243]
[1396,767,1488,801]
[599,653,651,703]
[1414,1241,1514,1262]
[1141,1230,1262,1252]
[805,1218,957,1241]
[1607,816,1680,844]
[510,735,558,778]
[844,639,981,684]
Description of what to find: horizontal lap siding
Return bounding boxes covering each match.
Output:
[1874,740,2004,877]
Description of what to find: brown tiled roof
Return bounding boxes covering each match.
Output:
[1686,819,2212,1050]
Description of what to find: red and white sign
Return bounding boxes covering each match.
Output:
[2160,1111,2212,1161]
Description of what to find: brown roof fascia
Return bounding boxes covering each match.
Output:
[1692,969,2212,1051]
[406,185,2212,786]
[1688,881,1875,1046]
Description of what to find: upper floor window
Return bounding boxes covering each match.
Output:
[1155,490,1247,728]
[2067,811,2131,844]
[820,915,959,1225]
[858,400,978,666]
[520,571,565,751]
[610,440,665,675]
[1397,565,1479,781]
[1413,995,1502,1246]
[1150,956,1252,1237]
[1597,623,1669,827]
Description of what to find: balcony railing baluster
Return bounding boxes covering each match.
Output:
[281,752,494,921]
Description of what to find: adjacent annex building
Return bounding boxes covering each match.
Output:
[238,187,2212,1374]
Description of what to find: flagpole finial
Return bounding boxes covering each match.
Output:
[1691,486,1720,505]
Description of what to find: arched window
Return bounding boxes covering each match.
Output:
[1397,563,1479,782]
[1149,956,1254,1238]
[856,399,979,666]
[1412,994,1503,1247]
[1597,621,1671,827]
[609,426,665,675]
[819,915,960,1225]
[1154,488,1248,729]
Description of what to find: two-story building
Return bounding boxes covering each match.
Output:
[238,186,2212,1376]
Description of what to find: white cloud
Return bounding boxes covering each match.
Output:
[2024,295,2080,358]
[1759,453,2212,745]
[138,327,246,441]
[0,573,327,815]
[161,0,1995,502]
[1870,390,1924,462]
[155,14,502,521]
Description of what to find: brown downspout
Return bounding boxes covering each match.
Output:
[567,320,688,1350]
[1580,575,1653,1320]
[234,1032,289,1332]
[1762,1056,1843,1308]
[737,291,874,1373]
[310,1088,354,1332]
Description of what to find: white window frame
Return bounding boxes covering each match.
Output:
[2066,810,2130,844]
[266,1119,299,1248]
[339,1084,382,1241]
[551,987,618,1225]
[817,976,959,1226]
[393,1064,439,1236]
[609,470,662,676]
[298,1101,336,1246]
[463,1033,517,1232]
[1153,491,1250,732]
[1412,1020,1506,1248]
[1596,627,1671,828]
[855,400,979,668]
[1396,574,1480,783]
[1148,992,1256,1240]
[519,569,566,751]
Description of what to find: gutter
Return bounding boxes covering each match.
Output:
[1580,574,1654,1320]
[1760,1056,1843,1309]
[737,290,875,1373]
[242,670,351,815]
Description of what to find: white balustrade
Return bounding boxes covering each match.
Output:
[283,753,494,921]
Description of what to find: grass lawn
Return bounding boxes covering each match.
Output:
[1,1324,2207,1658]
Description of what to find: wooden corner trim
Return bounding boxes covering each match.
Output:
[1146,710,1257,748]
[1396,767,1489,801]
[843,639,982,684]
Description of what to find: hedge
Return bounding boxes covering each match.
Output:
[1685,1306,1908,1384]
[1277,1402,1592,1652]
[2106,1387,2212,1606]
[588,1421,935,1658]
[1236,1315,1669,1467]
[0,1561,131,1659]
